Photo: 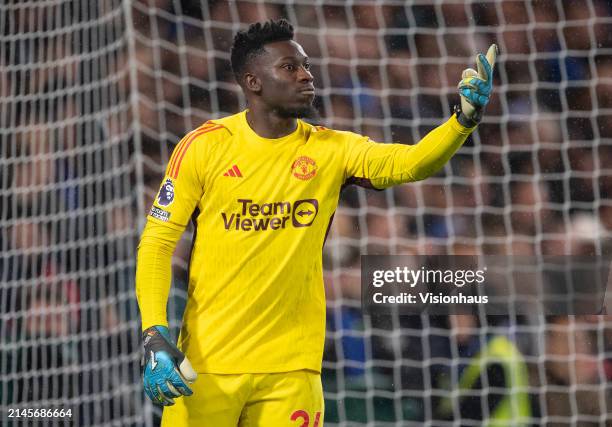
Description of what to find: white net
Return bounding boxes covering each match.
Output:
[3,0,612,426]
[0,1,144,425]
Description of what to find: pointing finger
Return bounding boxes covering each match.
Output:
[476,53,492,81]
[486,43,498,72]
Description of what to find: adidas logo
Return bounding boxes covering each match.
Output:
[223,165,243,177]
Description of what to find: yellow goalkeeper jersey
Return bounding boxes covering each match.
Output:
[136,110,474,373]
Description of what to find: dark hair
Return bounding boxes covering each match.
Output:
[230,19,294,83]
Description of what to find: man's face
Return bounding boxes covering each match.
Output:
[248,40,317,118]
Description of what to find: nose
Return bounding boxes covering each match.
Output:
[298,66,313,83]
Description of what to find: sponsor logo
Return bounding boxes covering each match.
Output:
[291,156,317,180]
[157,178,175,207]
[150,206,171,222]
[292,199,318,227]
[221,198,319,231]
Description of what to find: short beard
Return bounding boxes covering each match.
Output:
[275,103,319,120]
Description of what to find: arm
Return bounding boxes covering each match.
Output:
[135,125,214,405]
[344,114,474,189]
[136,221,183,330]
[136,127,205,329]
[344,44,497,189]
[136,202,198,407]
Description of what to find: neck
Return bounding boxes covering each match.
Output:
[245,107,297,139]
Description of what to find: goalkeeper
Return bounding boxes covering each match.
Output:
[136,18,497,426]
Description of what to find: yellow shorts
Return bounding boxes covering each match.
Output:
[161,370,324,427]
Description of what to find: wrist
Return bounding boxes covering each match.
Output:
[454,105,480,128]
[143,325,172,345]
[141,319,169,333]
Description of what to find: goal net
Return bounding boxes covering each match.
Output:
[2,0,611,426]
[1,1,144,425]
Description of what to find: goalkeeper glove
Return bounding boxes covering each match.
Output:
[456,44,498,127]
[142,325,197,406]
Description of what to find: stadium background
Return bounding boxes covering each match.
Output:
[1,0,611,425]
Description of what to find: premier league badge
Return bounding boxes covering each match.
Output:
[157,178,175,207]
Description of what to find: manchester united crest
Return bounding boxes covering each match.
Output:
[291,156,317,181]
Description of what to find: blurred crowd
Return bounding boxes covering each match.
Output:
[131,0,612,255]
[1,0,612,425]
[0,1,143,424]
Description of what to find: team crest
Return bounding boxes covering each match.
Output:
[291,156,317,181]
[157,178,175,207]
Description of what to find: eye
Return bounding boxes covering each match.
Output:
[282,63,295,71]
[303,62,311,70]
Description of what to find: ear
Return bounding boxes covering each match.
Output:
[244,72,261,93]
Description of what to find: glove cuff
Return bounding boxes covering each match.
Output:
[143,325,170,342]
[454,105,480,128]
[143,325,185,363]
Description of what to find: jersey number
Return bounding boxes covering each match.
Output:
[290,409,321,427]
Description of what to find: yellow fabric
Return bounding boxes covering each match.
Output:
[135,110,474,373]
[136,221,183,328]
[160,370,324,427]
